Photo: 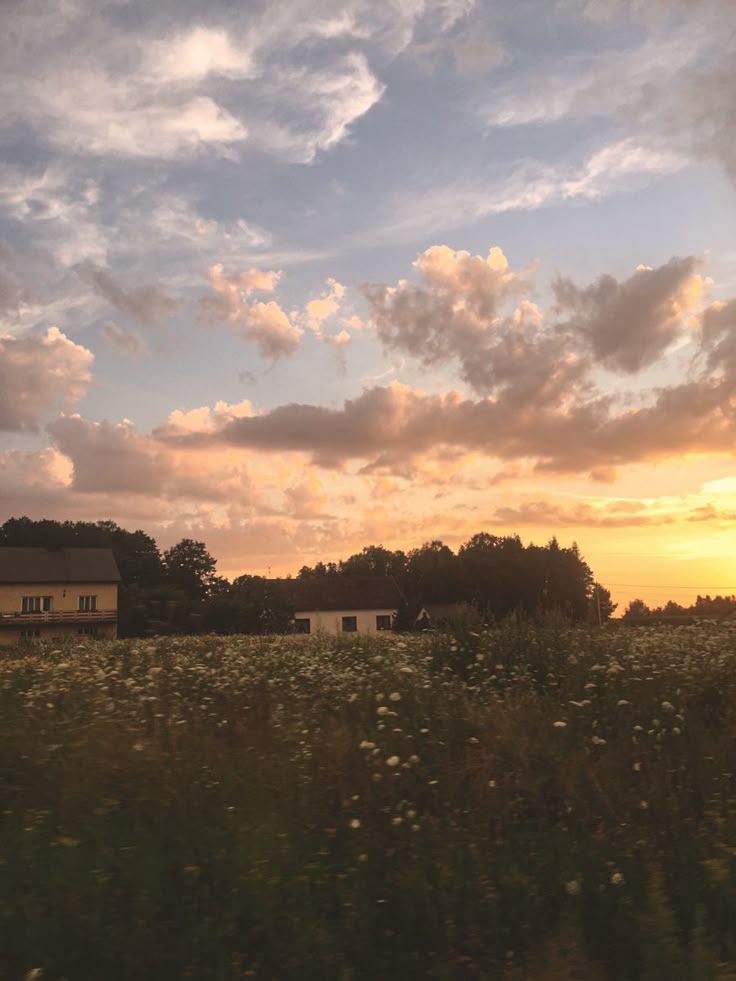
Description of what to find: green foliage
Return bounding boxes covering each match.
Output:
[2,623,736,979]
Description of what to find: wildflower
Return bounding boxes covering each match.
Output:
[633,762,642,772]
[640,800,649,810]
[386,756,400,767]
[388,692,402,702]
[553,721,568,729]
[349,819,361,829]
[617,699,630,707]
[376,706,390,716]
[591,736,607,746]
[488,780,496,788]
[661,701,675,712]
[375,693,385,702]
[391,816,403,825]
[359,741,376,750]
[610,872,625,886]
[408,754,420,764]
[371,773,383,782]
[565,880,582,896]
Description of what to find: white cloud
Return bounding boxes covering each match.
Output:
[198,263,303,358]
[381,139,686,241]
[0,327,93,431]
[147,26,254,83]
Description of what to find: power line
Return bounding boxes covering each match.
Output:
[606,583,736,590]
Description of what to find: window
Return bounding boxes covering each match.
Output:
[294,618,311,634]
[341,615,358,632]
[21,596,52,613]
[78,625,98,636]
[376,614,392,631]
[78,595,97,612]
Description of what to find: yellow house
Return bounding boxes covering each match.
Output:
[0,547,121,646]
[274,575,402,635]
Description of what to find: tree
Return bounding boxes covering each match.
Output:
[164,539,218,600]
[623,598,651,620]
[204,576,294,634]
[589,583,617,623]
[340,545,407,583]
[405,540,460,605]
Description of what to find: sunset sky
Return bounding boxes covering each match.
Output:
[1,0,735,612]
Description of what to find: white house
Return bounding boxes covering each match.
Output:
[273,575,402,635]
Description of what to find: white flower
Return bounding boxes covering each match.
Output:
[376,706,390,716]
[610,872,625,886]
[633,762,642,772]
[349,819,361,829]
[388,692,402,702]
[553,721,568,729]
[565,880,582,896]
[386,756,400,767]
[591,736,607,746]
[359,740,376,750]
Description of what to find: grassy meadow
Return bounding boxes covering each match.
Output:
[2,621,736,980]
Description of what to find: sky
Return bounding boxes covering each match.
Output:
[1,0,735,613]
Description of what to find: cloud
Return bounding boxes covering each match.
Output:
[380,139,686,241]
[147,26,254,83]
[0,2,426,164]
[78,264,178,327]
[482,11,736,186]
[554,257,708,372]
[700,298,736,377]
[0,244,25,315]
[154,355,736,477]
[362,244,585,402]
[0,327,93,431]
[254,53,385,163]
[45,413,262,507]
[492,498,676,528]
[102,321,146,356]
[199,264,302,358]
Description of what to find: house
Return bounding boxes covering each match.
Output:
[273,575,402,635]
[0,547,121,646]
[415,602,483,631]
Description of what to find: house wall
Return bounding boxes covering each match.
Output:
[0,582,118,646]
[294,608,396,635]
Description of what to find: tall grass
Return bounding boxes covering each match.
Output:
[1,622,735,980]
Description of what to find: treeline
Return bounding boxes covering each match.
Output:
[0,517,614,637]
[623,594,736,621]
[298,536,615,626]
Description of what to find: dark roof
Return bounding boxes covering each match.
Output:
[417,603,467,621]
[0,547,121,584]
[273,575,402,612]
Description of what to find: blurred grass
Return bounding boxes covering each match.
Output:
[1,622,736,980]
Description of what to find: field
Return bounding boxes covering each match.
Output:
[2,622,736,981]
